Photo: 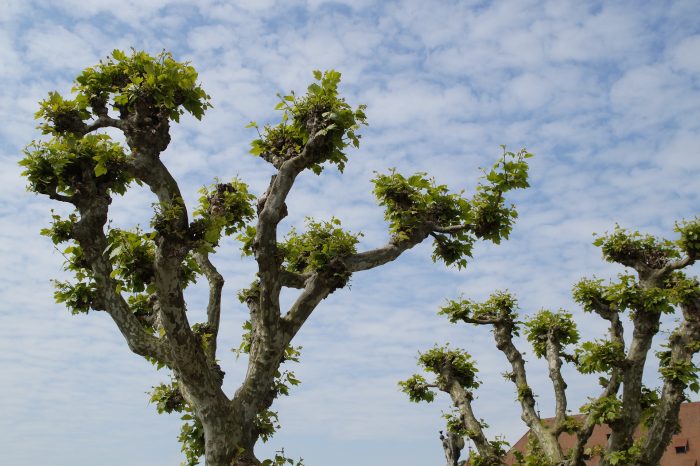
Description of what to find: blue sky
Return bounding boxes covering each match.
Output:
[1,1,699,465]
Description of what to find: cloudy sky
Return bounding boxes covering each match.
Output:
[1,1,699,465]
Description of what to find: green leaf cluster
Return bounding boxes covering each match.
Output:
[129,293,157,334]
[443,410,468,435]
[580,395,623,425]
[418,345,480,390]
[605,438,643,465]
[372,147,530,268]
[249,69,367,174]
[372,170,475,267]
[512,435,550,466]
[191,179,256,250]
[278,218,360,280]
[469,436,509,466]
[150,381,204,466]
[105,228,199,294]
[574,340,624,374]
[105,229,156,293]
[666,272,700,305]
[439,291,519,328]
[255,409,281,443]
[593,227,679,269]
[20,134,133,196]
[261,452,305,466]
[233,320,253,357]
[40,211,77,244]
[273,368,302,397]
[574,275,674,316]
[273,345,303,397]
[149,381,186,414]
[53,280,98,314]
[48,235,98,314]
[639,387,660,427]
[605,275,674,316]
[34,91,91,135]
[72,49,211,123]
[572,278,607,313]
[657,345,700,393]
[675,217,700,258]
[178,414,205,466]
[470,147,531,243]
[398,374,436,403]
[191,322,215,353]
[524,309,579,358]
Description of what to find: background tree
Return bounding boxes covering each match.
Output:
[401,221,700,466]
[20,50,531,466]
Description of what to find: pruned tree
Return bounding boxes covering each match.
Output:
[19,49,532,466]
[401,221,700,466]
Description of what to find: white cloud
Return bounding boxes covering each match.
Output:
[669,34,700,74]
[22,24,99,71]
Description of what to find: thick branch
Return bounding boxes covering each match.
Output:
[570,371,622,466]
[604,305,662,457]
[658,255,695,277]
[84,114,123,134]
[253,131,329,331]
[195,252,224,361]
[92,253,173,363]
[72,195,171,365]
[440,370,500,462]
[491,322,564,463]
[639,296,700,466]
[119,121,228,411]
[571,313,624,466]
[440,430,466,466]
[545,337,568,434]
[44,181,74,203]
[282,270,336,342]
[279,270,310,289]
[429,224,472,234]
[343,228,430,273]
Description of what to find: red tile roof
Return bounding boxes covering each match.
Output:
[500,402,700,466]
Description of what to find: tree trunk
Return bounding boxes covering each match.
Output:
[441,430,465,466]
[196,409,261,466]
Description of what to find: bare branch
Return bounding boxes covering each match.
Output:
[659,255,695,276]
[570,370,622,466]
[91,253,173,364]
[195,252,224,361]
[282,272,336,342]
[605,308,664,457]
[429,224,472,234]
[545,337,568,434]
[71,197,171,366]
[490,322,565,462]
[84,114,123,134]
[574,312,625,466]
[279,270,310,289]
[343,229,430,273]
[253,130,331,330]
[440,372,498,461]
[640,296,700,465]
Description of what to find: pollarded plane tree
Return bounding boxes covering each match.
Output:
[20,50,532,466]
[401,222,700,466]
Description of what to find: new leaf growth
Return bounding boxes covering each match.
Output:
[21,49,531,466]
[402,221,700,466]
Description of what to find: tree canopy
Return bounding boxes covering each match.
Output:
[401,221,700,466]
[20,49,531,466]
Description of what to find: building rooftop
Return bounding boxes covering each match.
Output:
[501,401,700,466]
